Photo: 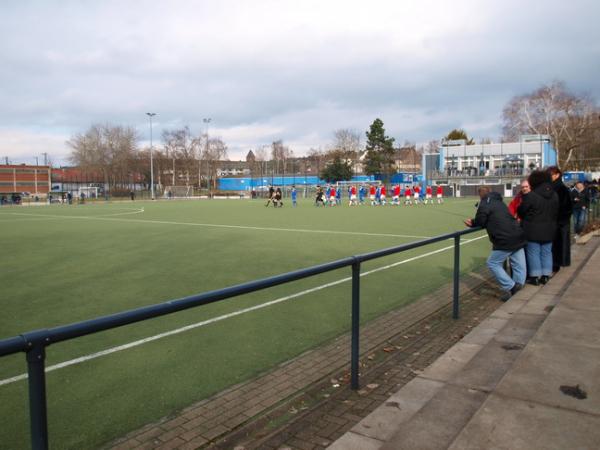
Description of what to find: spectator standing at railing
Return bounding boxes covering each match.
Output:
[464,186,526,302]
[571,181,590,239]
[508,180,530,220]
[517,171,558,286]
[547,166,572,274]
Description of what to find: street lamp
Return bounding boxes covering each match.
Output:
[146,112,157,200]
[202,118,211,192]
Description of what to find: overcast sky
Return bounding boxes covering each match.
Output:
[1,0,599,165]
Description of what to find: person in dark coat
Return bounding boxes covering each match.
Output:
[518,171,559,285]
[546,166,572,273]
[571,181,590,237]
[465,186,526,301]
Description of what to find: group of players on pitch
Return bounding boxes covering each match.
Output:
[315,184,444,207]
[265,184,445,207]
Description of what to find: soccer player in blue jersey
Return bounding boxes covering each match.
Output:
[358,185,366,205]
[291,185,297,207]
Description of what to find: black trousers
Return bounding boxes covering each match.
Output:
[552,222,571,271]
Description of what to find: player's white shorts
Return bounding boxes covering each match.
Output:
[426,194,432,199]
[330,196,336,202]
[413,193,419,199]
[437,194,442,198]
[350,194,357,200]
[370,195,375,200]
[380,195,386,201]
[393,195,399,201]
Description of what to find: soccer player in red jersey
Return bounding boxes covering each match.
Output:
[392,184,400,205]
[349,185,357,206]
[436,185,444,203]
[425,185,433,204]
[404,186,412,205]
[329,187,336,206]
[380,184,387,205]
[369,185,377,205]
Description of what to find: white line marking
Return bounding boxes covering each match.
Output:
[0,234,487,387]
[0,211,431,239]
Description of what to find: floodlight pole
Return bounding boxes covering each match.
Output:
[203,118,211,193]
[146,113,157,200]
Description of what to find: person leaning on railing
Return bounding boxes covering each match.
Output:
[464,186,526,302]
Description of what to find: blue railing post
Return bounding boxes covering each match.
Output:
[351,260,360,390]
[453,235,461,319]
[26,344,49,450]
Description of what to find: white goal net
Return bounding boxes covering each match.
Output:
[165,186,194,198]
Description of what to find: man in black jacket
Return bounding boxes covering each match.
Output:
[547,166,572,272]
[571,181,590,237]
[465,186,526,301]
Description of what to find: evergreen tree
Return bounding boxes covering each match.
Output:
[320,154,353,183]
[444,128,474,145]
[363,118,396,182]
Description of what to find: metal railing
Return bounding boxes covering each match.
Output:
[0,227,482,450]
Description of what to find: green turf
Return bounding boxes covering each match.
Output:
[0,197,489,449]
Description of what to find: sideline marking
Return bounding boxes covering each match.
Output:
[0,211,431,239]
[0,234,487,387]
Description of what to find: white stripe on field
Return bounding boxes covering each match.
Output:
[0,234,486,387]
[0,211,431,239]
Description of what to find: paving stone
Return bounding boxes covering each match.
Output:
[327,432,382,450]
[351,377,444,441]
[494,340,600,416]
[517,293,560,315]
[380,384,487,450]
[418,342,483,382]
[449,338,524,392]
[534,304,600,350]
[449,394,600,450]
[492,312,546,346]
[460,317,508,345]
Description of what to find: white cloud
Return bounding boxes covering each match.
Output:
[0,0,599,163]
[0,129,70,165]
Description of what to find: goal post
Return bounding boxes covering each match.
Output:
[165,186,194,198]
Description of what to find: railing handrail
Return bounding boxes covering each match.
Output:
[0,227,481,357]
[0,226,482,450]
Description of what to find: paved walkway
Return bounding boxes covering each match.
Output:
[329,235,600,450]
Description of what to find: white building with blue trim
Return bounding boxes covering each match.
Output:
[423,135,558,197]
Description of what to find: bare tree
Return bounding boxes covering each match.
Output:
[68,123,138,190]
[162,126,201,186]
[426,140,440,153]
[502,80,598,168]
[307,148,325,175]
[202,137,228,189]
[332,128,361,175]
[254,145,269,184]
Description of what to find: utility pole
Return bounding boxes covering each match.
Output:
[42,152,48,166]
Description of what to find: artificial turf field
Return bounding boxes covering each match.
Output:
[0,197,490,449]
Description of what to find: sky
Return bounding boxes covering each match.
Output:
[1,0,599,165]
